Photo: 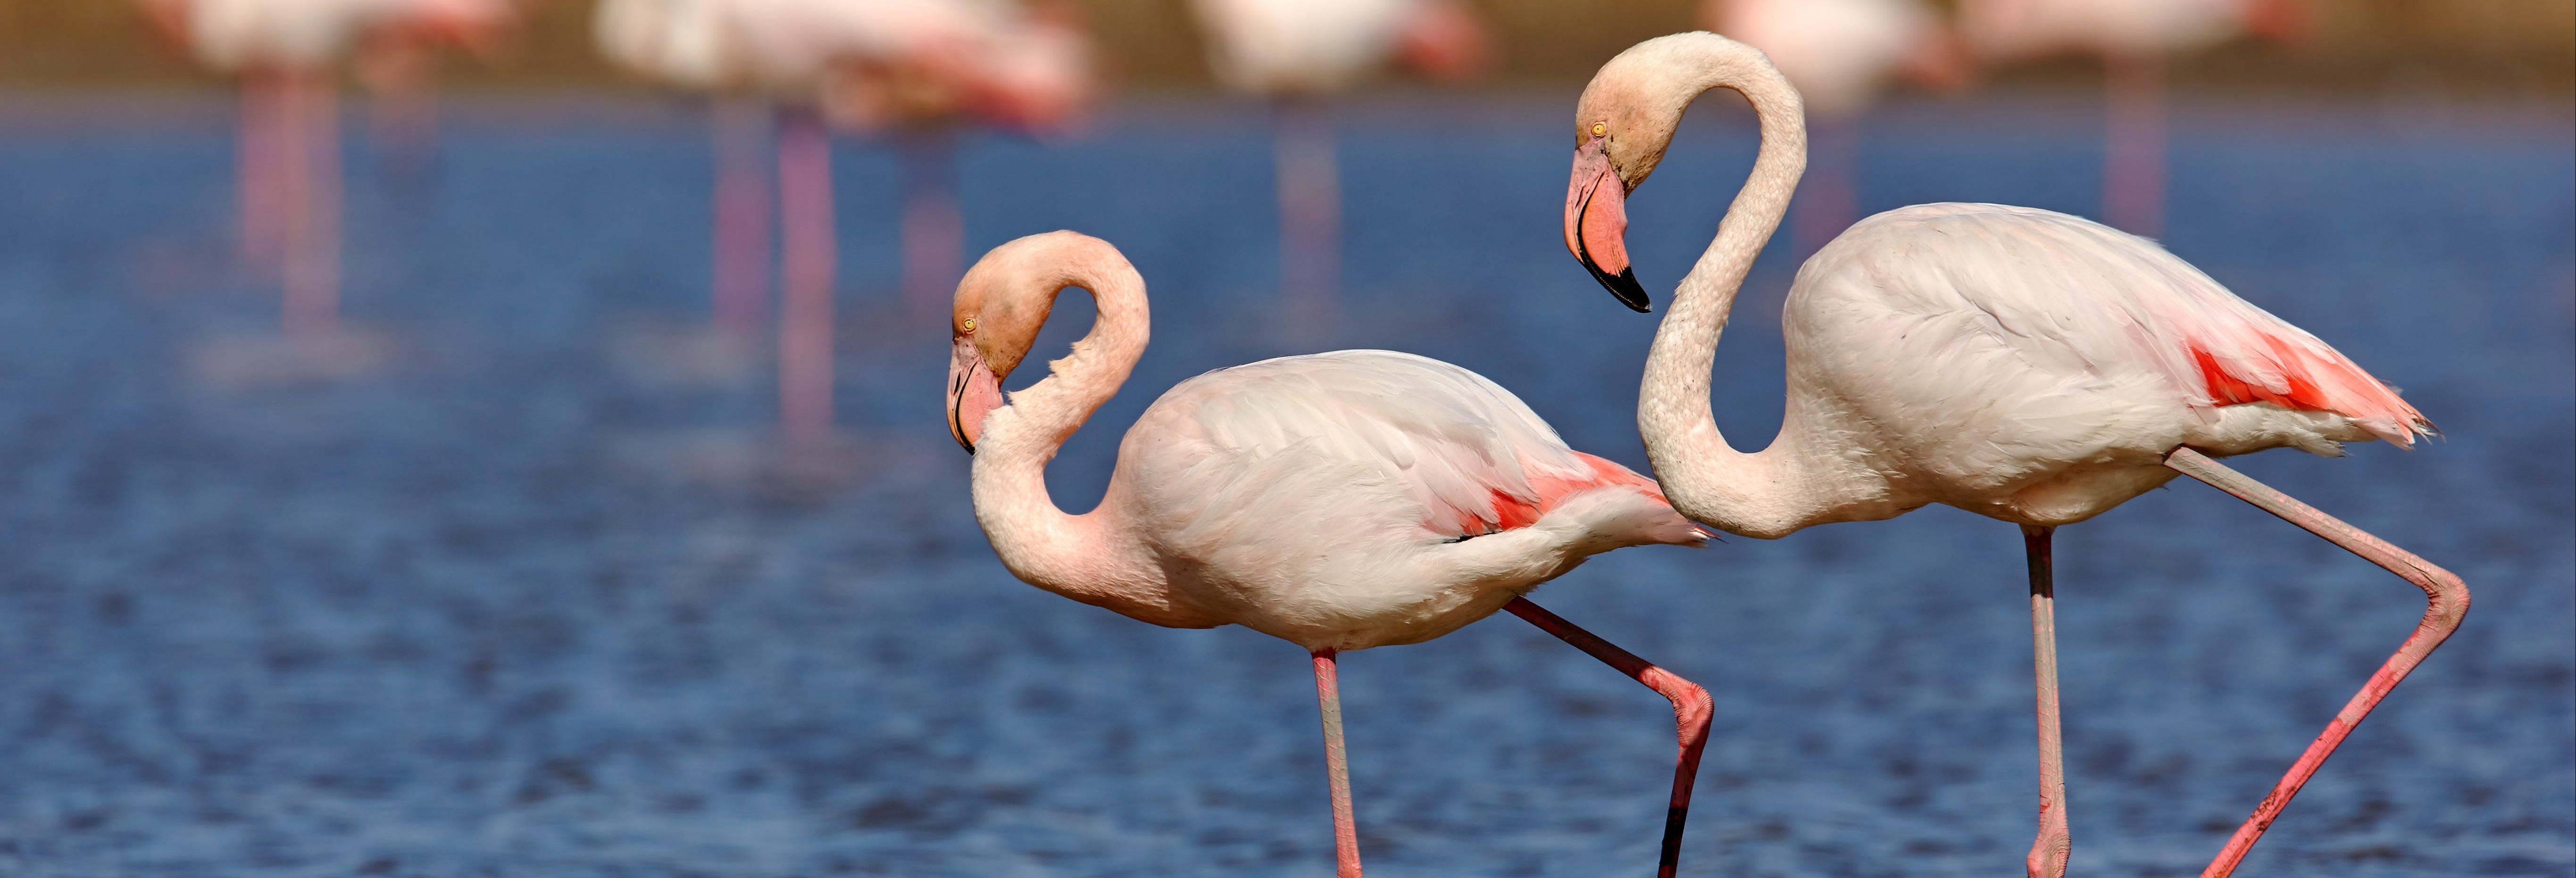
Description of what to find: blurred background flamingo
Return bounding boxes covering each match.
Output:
[140,0,512,340]
[1956,0,2308,237]
[1191,0,1491,325]
[1702,0,1970,257]
[595,0,1092,449]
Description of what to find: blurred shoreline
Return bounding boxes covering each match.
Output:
[2,87,2568,141]
[3,0,2569,96]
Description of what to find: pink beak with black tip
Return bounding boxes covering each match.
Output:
[948,334,1004,453]
[1565,138,1649,312]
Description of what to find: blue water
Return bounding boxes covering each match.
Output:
[0,93,2568,877]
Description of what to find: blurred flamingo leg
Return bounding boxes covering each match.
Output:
[2104,52,2167,238]
[775,105,838,448]
[1503,598,1712,878]
[898,125,964,321]
[1273,96,1339,326]
[2163,448,2469,878]
[279,67,342,339]
[1793,116,1859,260]
[238,69,286,271]
[710,98,774,338]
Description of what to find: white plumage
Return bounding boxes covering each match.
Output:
[1706,0,1950,116]
[1957,0,2276,59]
[1117,350,1697,647]
[1194,0,1425,94]
[1783,202,2426,522]
[152,0,509,70]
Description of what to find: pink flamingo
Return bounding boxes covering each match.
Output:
[948,231,1716,878]
[1954,0,2307,237]
[143,0,510,339]
[1562,33,2463,878]
[598,0,1089,449]
[1191,0,1490,325]
[1703,0,1970,257]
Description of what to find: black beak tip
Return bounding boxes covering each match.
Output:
[1584,261,1651,313]
[1607,268,1651,313]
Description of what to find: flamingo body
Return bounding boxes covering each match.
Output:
[1709,0,1948,116]
[1108,350,1701,649]
[1776,202,2430,527]
[154,0,508,70]
[1957,0,2281,60]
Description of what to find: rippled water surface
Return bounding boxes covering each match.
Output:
[0,95,2568,876]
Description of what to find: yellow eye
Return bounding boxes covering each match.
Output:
[961,317,977,333]
[1591,122,1605,137]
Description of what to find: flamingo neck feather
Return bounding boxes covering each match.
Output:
[969,253,1186,623]
[1635,35,1862,538]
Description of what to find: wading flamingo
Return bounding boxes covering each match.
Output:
[143,0,511,338]
[950,231,1713,878]
[1702,0,1970,257]
[1560,33,2462,878]
[1191,0,1491,324]
[598,0,1089,448]
[1954,0,2306,237]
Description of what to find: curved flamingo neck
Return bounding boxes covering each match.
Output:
[969,255,1197,625]
[1636,38,1856,539]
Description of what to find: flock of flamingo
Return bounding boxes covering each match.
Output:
[136,0,2465,875]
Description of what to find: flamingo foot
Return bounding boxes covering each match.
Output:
[2163,447,2469,878]
[1504,598,1711,878]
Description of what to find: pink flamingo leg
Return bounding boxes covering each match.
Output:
[1505,598,1713,878]
[2022,525,2072,878]
[2161,447,2470,878]
[1273,97,1340,327]
[710,98,774,338]
[2103,52,2167,238]
[238,69,287,270]
[1310,648,1364,878]
[898,126,965,322]
[279,67,342,339]
[775,106,837,448]
[1792,116,1859,261]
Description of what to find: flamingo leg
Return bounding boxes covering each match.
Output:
[710,98,774,338]
[1273,96,1339,327]
[279,67,342,339]
[2022,525,2072,878]
[1310,648,1364,878]
[898,125,964,322]
[1504,598,1712,878]
[775,105,837,448]
[238,69,286,271]
[2103,51,2167,238]
[2161,447,2469,878]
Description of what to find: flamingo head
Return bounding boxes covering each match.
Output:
[1565,37,1710,313]
[948,232,1103,452]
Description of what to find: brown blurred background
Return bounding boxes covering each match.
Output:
[2,0,2569,95]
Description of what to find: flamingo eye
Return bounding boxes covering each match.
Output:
[961,317,977,333]
[1591,122,1605,137]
